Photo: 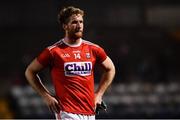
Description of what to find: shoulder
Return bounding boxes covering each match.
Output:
[47,39,64,51]
[82,39,106,56]
[82,39,101,48]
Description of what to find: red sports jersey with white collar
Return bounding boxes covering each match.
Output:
[37,38,107,115]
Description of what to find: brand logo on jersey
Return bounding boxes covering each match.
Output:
[61,53,70,58]
[64,62,92,76]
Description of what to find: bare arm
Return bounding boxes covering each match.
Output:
[95,56,115,107]
[25,58,60,113]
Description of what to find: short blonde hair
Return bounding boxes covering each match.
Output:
[58,6,84,25]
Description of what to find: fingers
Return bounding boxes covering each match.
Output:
[49,101,60,113]
[54,100,60,113]
[46,97,60,113]
[95,99,102,110]
[95,100,101,110]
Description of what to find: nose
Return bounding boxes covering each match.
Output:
[77,22,81,28]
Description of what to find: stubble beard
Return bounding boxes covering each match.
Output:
[68,29,83,40]
[69,31,83,40]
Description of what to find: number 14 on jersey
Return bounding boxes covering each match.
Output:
[74,53,81,59]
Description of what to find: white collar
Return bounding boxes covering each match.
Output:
[62,38,82,47]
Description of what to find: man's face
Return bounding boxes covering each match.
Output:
[64,14,84,39]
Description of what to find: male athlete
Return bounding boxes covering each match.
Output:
[25,6,115,120]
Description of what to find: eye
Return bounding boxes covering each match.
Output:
[71,20,83,24]
[79,20,83,23]
[71,21,78,24]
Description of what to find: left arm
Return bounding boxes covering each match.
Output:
[95,56,115,107]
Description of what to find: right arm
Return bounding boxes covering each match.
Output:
[25,58,60,113]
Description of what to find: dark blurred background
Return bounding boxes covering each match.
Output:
[1,0,180,119]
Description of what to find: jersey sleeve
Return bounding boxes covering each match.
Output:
[37,48,53,67]
[93,45,107,63]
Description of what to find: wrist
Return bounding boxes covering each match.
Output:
[95,91,103,97]
[41,92,51,99]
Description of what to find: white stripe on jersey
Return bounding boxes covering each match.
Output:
[47,39,64,50]
[82,40,100,48]
[47,39,100,50]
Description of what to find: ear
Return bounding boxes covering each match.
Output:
[63,24,67,30]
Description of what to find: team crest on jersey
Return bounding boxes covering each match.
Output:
[64,62,92,76]
[86,53,91,59]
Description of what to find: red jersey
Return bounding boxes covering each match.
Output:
[37,38,107,115]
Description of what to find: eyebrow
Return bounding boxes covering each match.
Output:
[71,19,83,23]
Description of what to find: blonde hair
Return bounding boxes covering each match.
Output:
[58,6,84,25]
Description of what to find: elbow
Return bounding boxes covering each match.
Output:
[25,67,30,80]
[25,66,35,81]
[112,64,116,76]
[105,64,116,77]
[25,66,38,84]
[105,63,116,75]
